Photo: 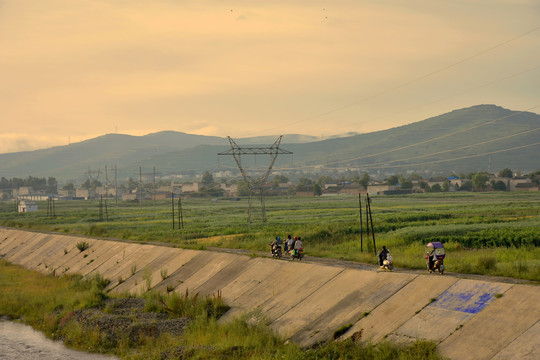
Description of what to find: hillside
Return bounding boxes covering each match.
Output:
[135,104,540,176]
[0,104,538,181]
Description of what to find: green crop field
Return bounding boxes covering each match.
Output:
[1,192,539,281]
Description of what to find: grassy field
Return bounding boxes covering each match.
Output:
[1,192,539,281]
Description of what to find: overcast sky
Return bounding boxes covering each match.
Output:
[1,0,539,154]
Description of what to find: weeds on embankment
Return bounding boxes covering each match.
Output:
[0,260,447,360]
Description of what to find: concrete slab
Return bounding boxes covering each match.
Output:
[173,252,242,295]
[69,241,125,276]
[274,270,416,347]
[105,245,164,291]
[491,321,540,360]
[148,249,203,293]
[3,232,49,264]
[52,238,101,275]
[342,274,457,343]
[123,248,185,294]
[12,234,57,268]
[112,246,175,294]
[221,261,320,322]
[67,241,122,275]
[85,242,141,279]
[219,257,285,304]
[259,264,344,322]
[188,255,255,297]
[36,236,83,274]
[0,229,37,255]
[152,251,222,295]
[0,229,24,253]
[20,235,68,270]
[394,278,513,342]
[438,284,540,360]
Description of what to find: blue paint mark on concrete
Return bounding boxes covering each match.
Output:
[430,282,503,314]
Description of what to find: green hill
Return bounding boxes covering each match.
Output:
[0,104,538,181]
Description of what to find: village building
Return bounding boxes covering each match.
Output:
[220,183,238,197]
[508,177,531,191]
[181,182,199,193]
[18,200,38,213]
[76,188,96,200]
[514,183,539,192]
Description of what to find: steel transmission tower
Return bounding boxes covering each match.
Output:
[218,136,292,223]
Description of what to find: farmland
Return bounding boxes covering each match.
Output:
[1,192,539,281]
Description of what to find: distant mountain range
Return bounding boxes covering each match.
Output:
[0,104,538,182]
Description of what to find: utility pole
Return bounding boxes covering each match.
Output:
[171,192,175,230]
[153,166,156,207]
[367,193,376,255]
[178,197,183,229]
[114,164,118,205]
[99,195,103,221]
[139,166,143,208]
[358,193,363,252]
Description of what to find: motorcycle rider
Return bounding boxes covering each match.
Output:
[287,236,296,255]
[379,246,389,266]
[294,236,303,254]
[269,236,281,256]
[427,248,436,272]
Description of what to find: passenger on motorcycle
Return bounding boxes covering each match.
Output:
[284,235,292,252]
[293,237,303,255]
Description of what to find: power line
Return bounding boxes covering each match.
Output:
[263,26,540,133]
[330,64,540,134]
[274,105,540,170]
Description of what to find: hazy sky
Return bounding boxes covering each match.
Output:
[1,0,539,154]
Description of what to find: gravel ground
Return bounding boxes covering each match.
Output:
[60,298,190,347]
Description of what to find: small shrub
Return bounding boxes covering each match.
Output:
[130,264,137,276]
[142,268,153,291]
[76,241,90,252]
[160,268,168,280]
[477,256,497,271]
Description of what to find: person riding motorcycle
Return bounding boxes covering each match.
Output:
[378,246,389,266]
[269,236,282,257]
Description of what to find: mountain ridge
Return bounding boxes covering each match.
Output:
[0,104,538,181]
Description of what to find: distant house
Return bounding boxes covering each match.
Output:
[367,185,396,195]
[122,193,137,201]
[181,182,199,193]
[514,183,539,192]
[18,200,38,213]
[76,189,96,200]
[339,184,366,195]
[18,187,33,195]
[220,183,238,197]
[509,177,531,191]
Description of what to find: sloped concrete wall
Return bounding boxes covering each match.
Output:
[0,228,538,360]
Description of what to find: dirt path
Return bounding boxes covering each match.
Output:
[206,246,539,285]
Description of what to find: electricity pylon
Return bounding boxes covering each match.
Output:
[218,136,292,223]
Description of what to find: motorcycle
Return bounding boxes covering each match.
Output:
[290,248,304,261]
[270,243,282,258]
[425,242,445,275]
[380,254,393,271]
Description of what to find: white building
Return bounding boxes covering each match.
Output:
[18,200,38,213]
